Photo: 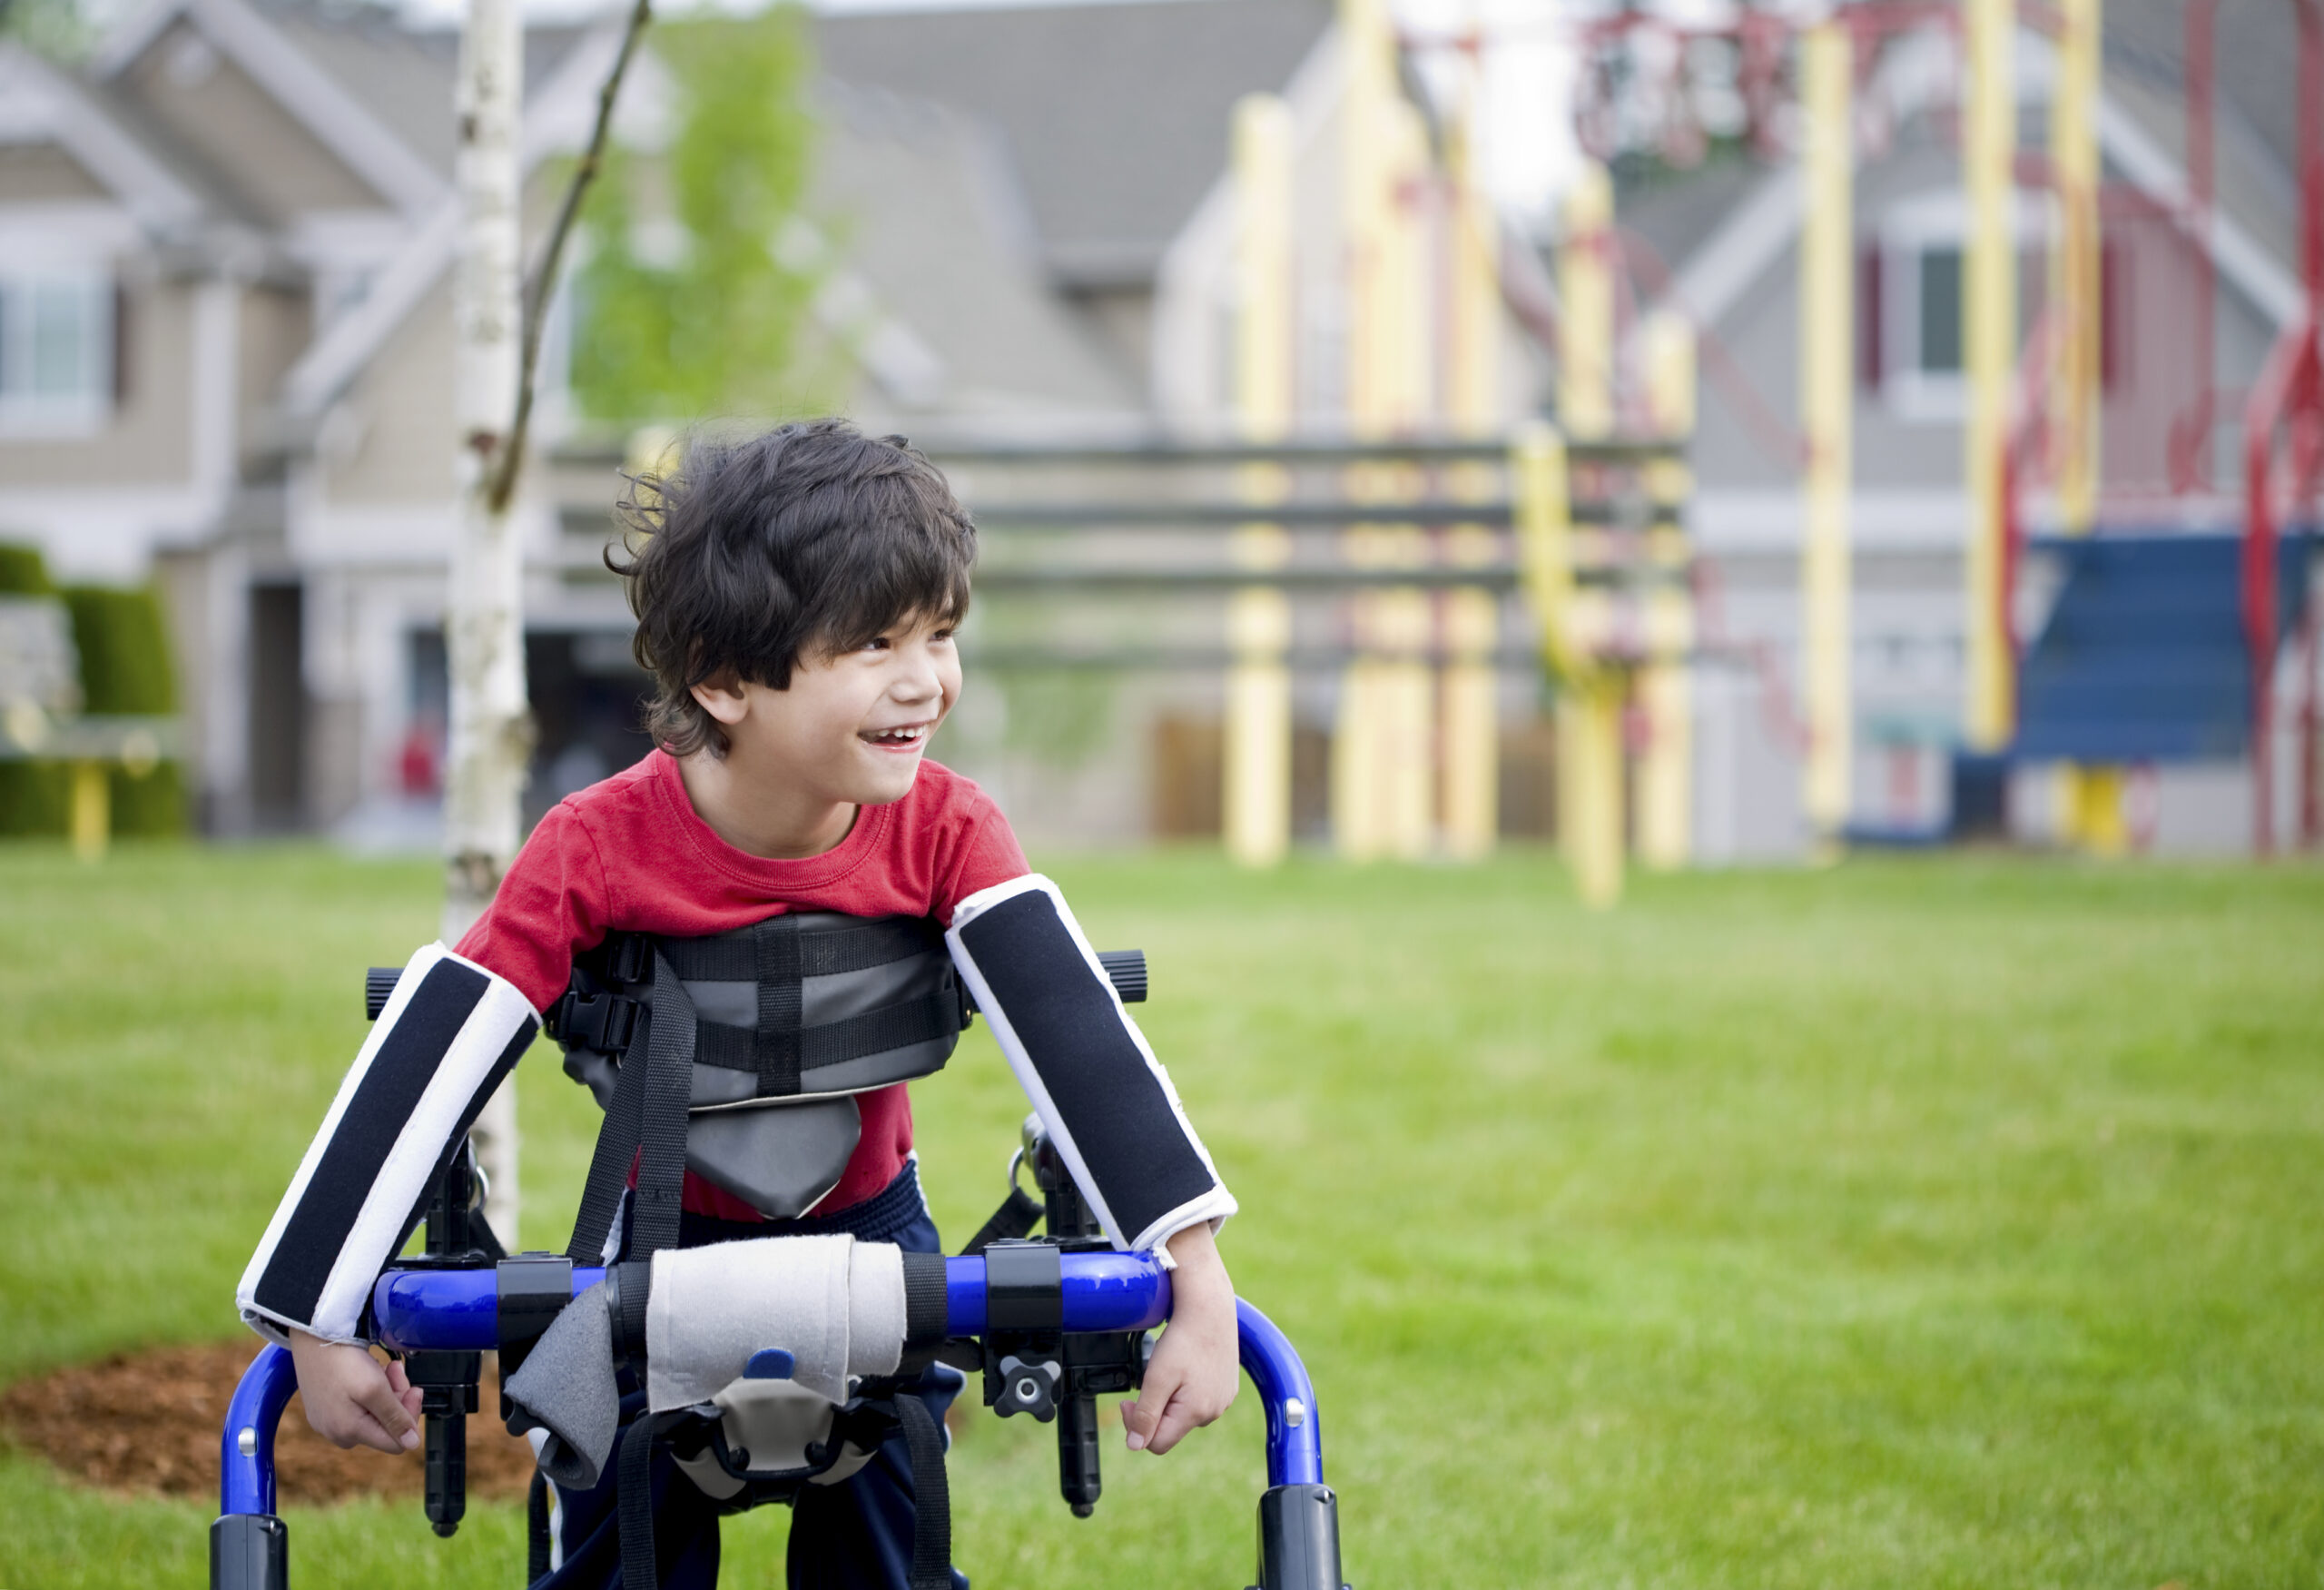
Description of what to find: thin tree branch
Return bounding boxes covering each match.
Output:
[486,0,654,516]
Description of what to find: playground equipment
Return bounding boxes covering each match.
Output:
[907,0,1697,904]
[212,954,1347,1590]
[1798,22,1855,853]
[1562,0,2323,854]
[1995,0,2324,852]
[925,427,1688,907]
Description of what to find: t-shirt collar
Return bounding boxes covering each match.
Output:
[648,746,891,890]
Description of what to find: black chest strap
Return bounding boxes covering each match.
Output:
[566,945,697,1266]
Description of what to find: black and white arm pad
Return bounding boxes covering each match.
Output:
[236,943,539,1345]
[947,874,1236,1256]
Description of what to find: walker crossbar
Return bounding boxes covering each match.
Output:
[212,1251,1342,1590]
[369,1250,1180,1349]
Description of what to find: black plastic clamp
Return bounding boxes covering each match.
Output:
[494,1253,573,1412]
[602,1259,653,1362]
[981,1240,1063,1331]
[211,1512,289,1590]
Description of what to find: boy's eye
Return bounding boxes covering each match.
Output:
[862,636,891,652]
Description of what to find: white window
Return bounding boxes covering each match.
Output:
[1875,193,2047,423]
[0,268,114,435]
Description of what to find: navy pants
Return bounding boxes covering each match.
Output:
[531,1164,968,1590]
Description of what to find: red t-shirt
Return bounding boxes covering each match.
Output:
[455,748,1029,1220]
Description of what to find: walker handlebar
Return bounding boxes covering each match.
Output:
[368,1249,1179,1351]
[367,1249,1321,1486]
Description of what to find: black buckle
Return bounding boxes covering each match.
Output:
[605,933,653,984]
[549,988,638,1053]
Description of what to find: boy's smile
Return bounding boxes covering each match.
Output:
[861,718,935,751]
[680,610,962,858]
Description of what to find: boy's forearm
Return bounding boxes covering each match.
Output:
[1164,1220,1230,1291]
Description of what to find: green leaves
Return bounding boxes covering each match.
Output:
[566,4,827,425]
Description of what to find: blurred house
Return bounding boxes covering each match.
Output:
[0,0,1336,839]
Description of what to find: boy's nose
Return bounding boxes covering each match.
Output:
[892,654,944,704]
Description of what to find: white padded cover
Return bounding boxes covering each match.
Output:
[645,1235,907,1411]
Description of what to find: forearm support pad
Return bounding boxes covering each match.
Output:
[948,874,1236,1254]
[237,943,539,1344]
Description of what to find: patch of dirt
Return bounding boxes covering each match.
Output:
[1,1340,540,1506]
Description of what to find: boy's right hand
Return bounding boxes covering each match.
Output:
[286,1329,422,1454]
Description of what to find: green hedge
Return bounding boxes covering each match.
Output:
[0,543,185,837]
[63,583,186,835]
[0,543,54,597]
[0,544,65,834]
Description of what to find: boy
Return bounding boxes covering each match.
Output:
[237,420,1240,1588]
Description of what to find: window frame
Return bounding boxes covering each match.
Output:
[1876,191,2051,424]
[0,204,133,439]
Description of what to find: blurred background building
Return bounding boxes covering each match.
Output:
[0,0,2316,860]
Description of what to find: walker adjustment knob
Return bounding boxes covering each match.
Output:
[994,1355,1061,1422]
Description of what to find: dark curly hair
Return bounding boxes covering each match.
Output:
[606,420,976,758]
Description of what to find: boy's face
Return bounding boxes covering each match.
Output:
[694,609,961,808]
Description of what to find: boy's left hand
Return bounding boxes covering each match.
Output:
[1121,1223,1239,1456]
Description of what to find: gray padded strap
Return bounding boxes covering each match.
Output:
[655,915,943,981]
[690,993,964,1089]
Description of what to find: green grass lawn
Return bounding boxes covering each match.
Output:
[3,843,2321,1587]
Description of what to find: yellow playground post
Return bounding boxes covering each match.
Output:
[2048,0,2124,852]
[1964,0,2017,752]
[1515,421,1620,910]
[1637,309,1697,871]
[1334,0,1433,862]
[1226,92,1295,869]
[1441,74,1502,862]
[1799,21,1855,851]
[1552,165,1625,906]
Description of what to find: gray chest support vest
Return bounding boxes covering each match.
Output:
[547,913,969,1230]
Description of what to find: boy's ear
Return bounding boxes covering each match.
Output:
[689,673,751,726]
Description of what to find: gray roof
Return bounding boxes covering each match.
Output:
[256,0,465,173]
[813,78,1141,414]
[1613,156,1766,285]
[2103,0,2303,202]
[69,0,598,230]
[78,69,256,227]
[812,0,1330,288]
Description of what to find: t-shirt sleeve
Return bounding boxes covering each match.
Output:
[454,803,613,1013]
[935,795,1029,925]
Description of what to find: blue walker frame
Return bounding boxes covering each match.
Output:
[211,1250,1344,1589]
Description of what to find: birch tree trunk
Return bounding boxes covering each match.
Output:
[445,0,529,1246]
